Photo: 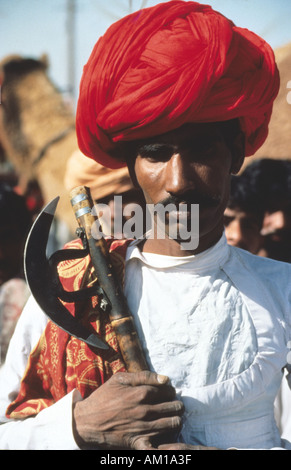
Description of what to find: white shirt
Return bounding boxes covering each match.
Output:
[124,235,291,449]
[125,236,257,387]
[0,296,81,449]
[0,278,30,363]
[1,234,291,449]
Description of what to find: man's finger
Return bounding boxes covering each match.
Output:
[132,436,157,450]
[145,400,184,418]
[115,371,169,387]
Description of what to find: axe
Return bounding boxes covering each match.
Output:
[24,186,148,372]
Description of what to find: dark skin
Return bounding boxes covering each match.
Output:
[73,122,245,450]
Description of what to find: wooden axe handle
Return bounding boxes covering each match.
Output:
[70,185,148,373]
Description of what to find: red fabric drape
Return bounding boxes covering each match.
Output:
[6,238,130,419]
[76,1,280,168]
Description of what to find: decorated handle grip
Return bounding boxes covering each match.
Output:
[70,185,148,373]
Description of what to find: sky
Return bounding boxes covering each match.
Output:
[1,0,291,106]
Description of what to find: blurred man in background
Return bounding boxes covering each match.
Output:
[224,173,265,254]
[0,182,32,363]
[224,158,291,262]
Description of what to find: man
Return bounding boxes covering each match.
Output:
[224,159,291,260]
[224,173,265,254]
[242,159,291,263]
[1,1,290,450]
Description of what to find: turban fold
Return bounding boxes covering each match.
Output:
[64,150,133,200]
[76,1,280,169]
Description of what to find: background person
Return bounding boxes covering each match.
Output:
[224,173,265,254]
[64,149,146,237]
[0,182,32,364]
[242,159,291,263]
[224,158,291,261]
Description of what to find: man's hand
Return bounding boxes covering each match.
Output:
[73,371,183,450]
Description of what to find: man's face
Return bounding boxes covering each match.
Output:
[224,206,263,254]
[260,201,291,262]
[133,122,243,251]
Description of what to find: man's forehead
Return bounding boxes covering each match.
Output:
[225,207,252,217]
[138,122,224,146]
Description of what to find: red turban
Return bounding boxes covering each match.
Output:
[76,1,280,169]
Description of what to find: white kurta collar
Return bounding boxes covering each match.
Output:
[125,232,230,271]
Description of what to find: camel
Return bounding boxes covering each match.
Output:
[0,54,80,234]
[0,55,135,238]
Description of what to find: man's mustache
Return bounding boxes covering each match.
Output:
[158,191,221,208]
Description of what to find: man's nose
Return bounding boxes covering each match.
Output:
[164,153,195,195]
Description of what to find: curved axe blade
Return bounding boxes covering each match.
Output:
[24,197,108,350]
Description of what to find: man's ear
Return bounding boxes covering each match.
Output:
[230,131,245,175]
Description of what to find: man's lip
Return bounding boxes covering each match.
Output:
[171,208,191,215]
[167,204,192,215]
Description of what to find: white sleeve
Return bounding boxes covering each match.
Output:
[275,370,291,446]
[0,390,82,450]
[0,295,81,450]
[0,295,48,415]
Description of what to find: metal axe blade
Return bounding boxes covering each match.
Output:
[24,197,109,350]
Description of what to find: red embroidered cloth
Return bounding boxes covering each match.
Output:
[6,238,130,419]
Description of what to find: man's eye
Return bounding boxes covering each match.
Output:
[223,215,233,226]
[203,142,218,155]
[241,219,261,232]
